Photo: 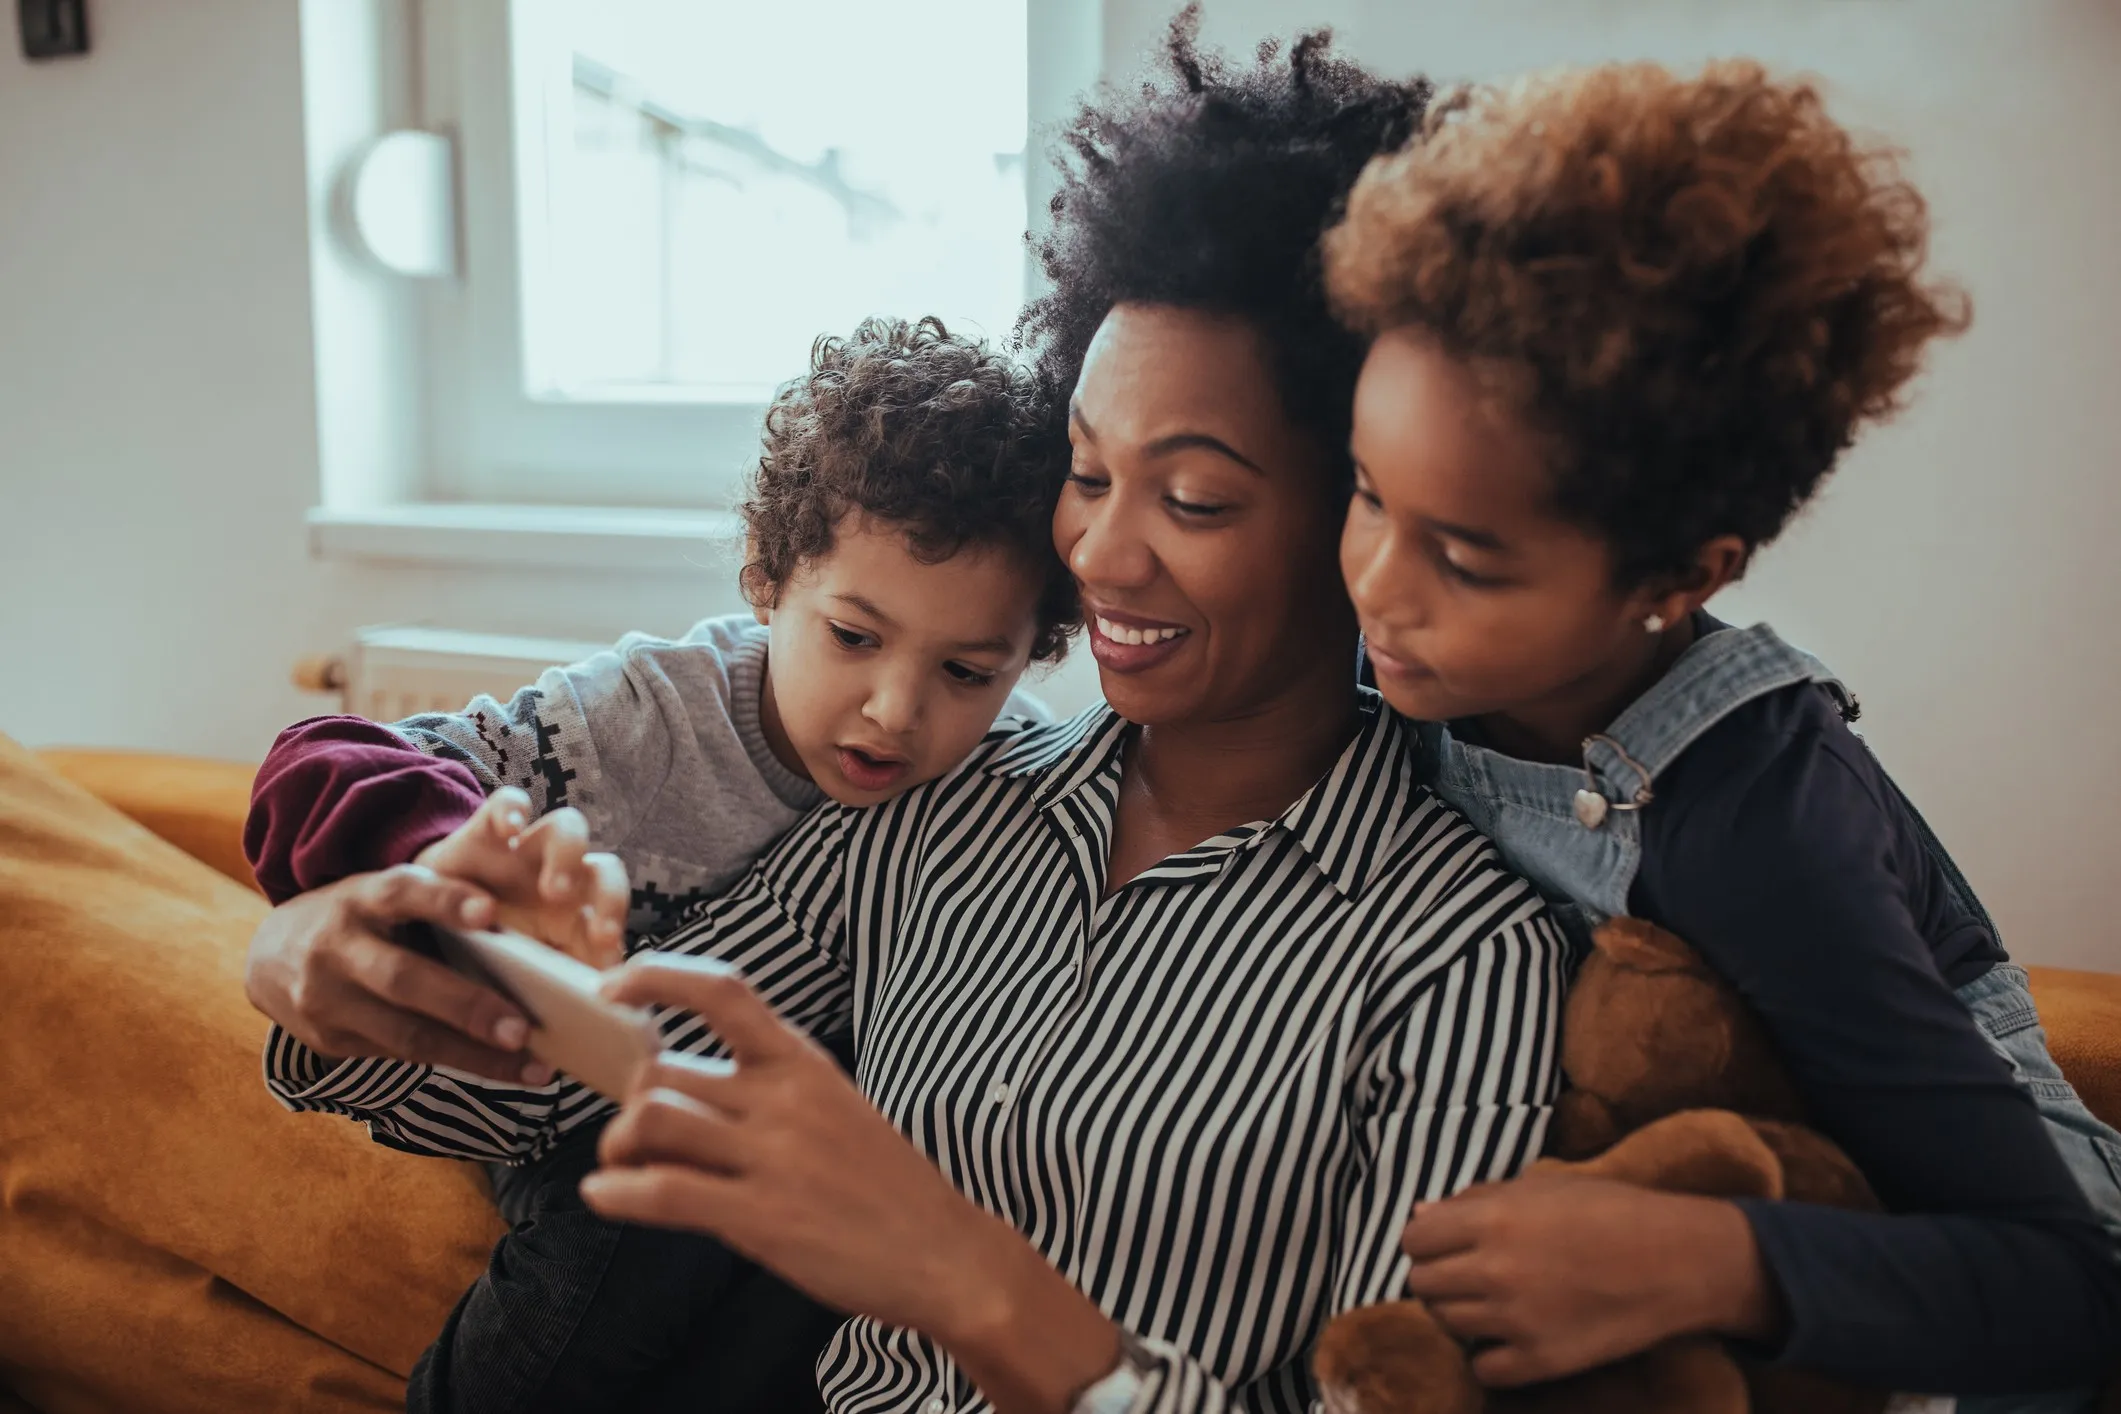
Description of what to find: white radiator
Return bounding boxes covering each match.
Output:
[294,626,609,722]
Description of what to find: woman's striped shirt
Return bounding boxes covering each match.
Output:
[266,698,1568,1412]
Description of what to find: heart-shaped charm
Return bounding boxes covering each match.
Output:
[1572,788,1609,830]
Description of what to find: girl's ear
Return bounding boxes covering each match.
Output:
[1638,535,1749,632]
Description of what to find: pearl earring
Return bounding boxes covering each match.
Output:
[1644,613,1667,634]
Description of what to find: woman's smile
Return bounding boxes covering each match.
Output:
[1086,603,1193,674]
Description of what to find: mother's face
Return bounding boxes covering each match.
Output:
[1053,303,1356,728]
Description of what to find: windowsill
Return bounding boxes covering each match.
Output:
[307,503,741,572]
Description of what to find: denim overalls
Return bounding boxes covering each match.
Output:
[1414,621,2121,1414]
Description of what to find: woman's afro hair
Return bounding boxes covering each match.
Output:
[1017,6,1433,483]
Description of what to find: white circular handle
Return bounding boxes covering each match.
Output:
[347,130,458,279]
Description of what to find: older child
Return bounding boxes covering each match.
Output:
[243,315,1076,1412]
[1323,61,2121,1411]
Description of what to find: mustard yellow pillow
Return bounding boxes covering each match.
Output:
[0,732,502,1411]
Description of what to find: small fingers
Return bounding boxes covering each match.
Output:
[484,786,533,842]
[583,851,630,965]
[523,808,593,902]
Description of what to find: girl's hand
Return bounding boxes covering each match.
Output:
[414,787,628,966]
[1400,1173,1781,1386]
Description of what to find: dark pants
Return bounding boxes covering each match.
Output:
[406,1117,839,1414]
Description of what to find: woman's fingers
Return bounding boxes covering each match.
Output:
[333,927,530,1051]
[324,985,552,1085]
[631,1051,742,1110]
[352,862,496,934]
[600,1084,745,1173]
[578,1163,746,1238]
[601,957,796,1063]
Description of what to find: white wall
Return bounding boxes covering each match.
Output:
[2,0,2117,968]
[0,0,756,763]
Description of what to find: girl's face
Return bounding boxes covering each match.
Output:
[1341,329,1669,726]
[1053,303,1355,729]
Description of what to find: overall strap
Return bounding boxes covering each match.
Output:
[1582,622,1850,802]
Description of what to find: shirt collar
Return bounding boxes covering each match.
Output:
[984,693,1426,901]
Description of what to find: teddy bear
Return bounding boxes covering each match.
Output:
[1313,918,1885,1414]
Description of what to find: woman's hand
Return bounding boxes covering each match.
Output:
[1400,1173,1781,1387]
[582,954,1122,1414]
[243,864,553,1084]
[414,787,629,966]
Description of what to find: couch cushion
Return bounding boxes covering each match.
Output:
[33,748,262,893]
[2028,965,2121,1132]
[0,731,501,1412]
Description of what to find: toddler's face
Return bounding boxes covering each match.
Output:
[758,515,1044,806]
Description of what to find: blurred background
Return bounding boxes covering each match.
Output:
[1,0,2116,967]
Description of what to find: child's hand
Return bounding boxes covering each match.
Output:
[415,787,629,967]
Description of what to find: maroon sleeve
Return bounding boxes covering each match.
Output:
[244,716,488,903]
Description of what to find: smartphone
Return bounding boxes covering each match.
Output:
[429,924,663,1101]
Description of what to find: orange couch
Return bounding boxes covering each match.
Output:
[1,739,2118,1411]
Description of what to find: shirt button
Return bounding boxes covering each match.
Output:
[926,1399,948,1414]
[988,1079,1012,1106]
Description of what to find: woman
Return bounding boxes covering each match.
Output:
[243,22,1567,1413]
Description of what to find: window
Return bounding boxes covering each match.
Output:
[420,0,1094,509]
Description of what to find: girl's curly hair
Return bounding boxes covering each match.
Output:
[1017,7,1432,484]
[740,315,1076,662]
[1325,60,1971,585]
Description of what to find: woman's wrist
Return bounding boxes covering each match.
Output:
[928,1205,1124,1414]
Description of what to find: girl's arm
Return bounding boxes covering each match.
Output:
[1638,717,2121,1390]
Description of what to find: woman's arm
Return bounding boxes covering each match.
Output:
[585,912,1569,1413]
[255,799,859,1162]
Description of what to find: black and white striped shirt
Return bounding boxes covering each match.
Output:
[267,699,1567,1413]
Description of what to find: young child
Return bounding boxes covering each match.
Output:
[243,315,1078,1413]
[1322,62,2121,1410]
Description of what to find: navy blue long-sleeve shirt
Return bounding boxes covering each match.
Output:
[1629,674,2121,1391]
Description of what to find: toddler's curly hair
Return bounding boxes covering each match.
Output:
[1324,60,1971,584]
[740,315,1076,662]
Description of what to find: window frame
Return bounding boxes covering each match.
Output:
[415,0,1098,511]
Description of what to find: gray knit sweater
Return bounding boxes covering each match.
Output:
[394,614,1051,937]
